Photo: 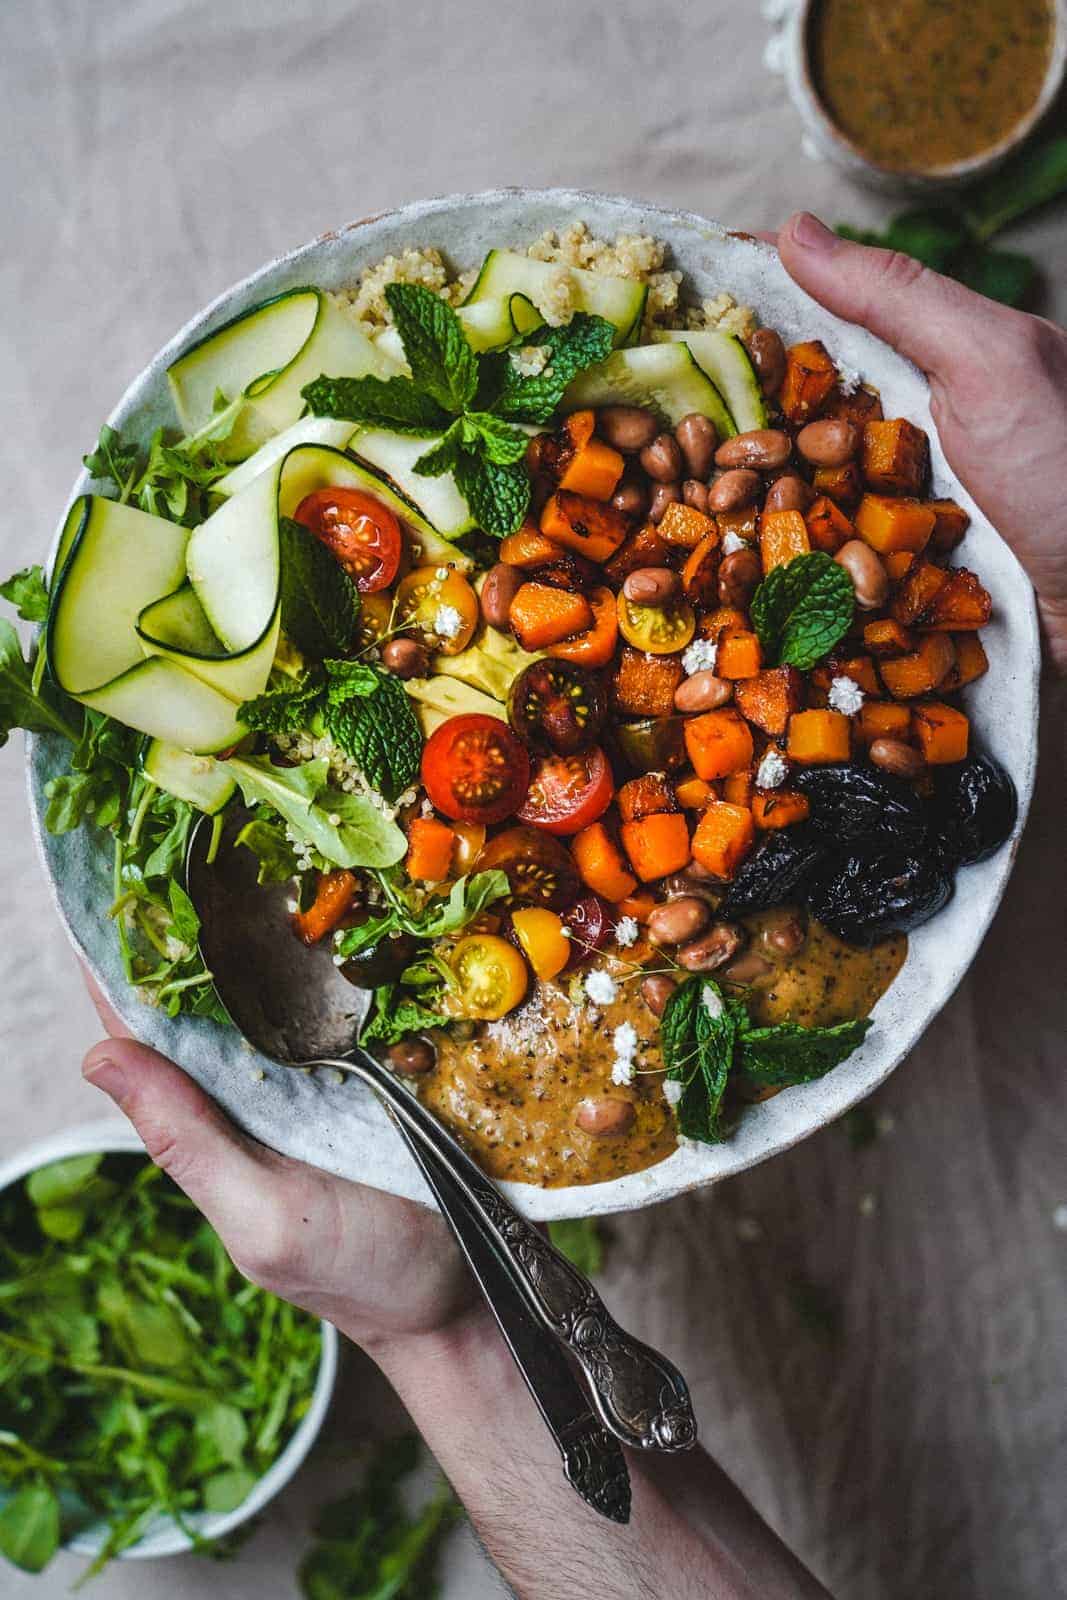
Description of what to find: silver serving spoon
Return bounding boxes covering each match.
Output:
[187,811,696,1500]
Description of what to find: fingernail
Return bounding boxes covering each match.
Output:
[83,1055,128,1103]
[790,212,837,253]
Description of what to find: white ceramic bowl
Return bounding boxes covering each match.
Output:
[26,189,1040,1222]
[0,1119,339,1561]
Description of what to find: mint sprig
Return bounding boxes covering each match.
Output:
[277,516,361,660]
[751,552,855,671]
[490,312,616,423]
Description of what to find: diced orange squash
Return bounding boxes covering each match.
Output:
[942,632,989,690]
[405,817,456,883]
[862,419,929,496]
[812,462,863,509]
[787,709,852,763]
[855,494,935,555]
[716,630,763,680]
[675,775,716,809]
[509,582,593,650]
[920,568,993,631]
[556,411,625,501]
[927,499,971,555]
[878,633,957,699]
[691,802,756,879]
[658,500,717,551]
[857,702,913,745]
[779,340,837,424]
[699,605,750,641]
[723,769,755,808]
[616,890,657,924]
[603,522,671,585]
[610,646,685,718]
[621,813,691,881]
[760,509,811,573]
[714,507,759,544]
[684,708,755,780]
[292,869,359,946]
[913,701,969,764]
[546,586,618,668]
[884,551,915,581]
[511,908,572,980]
[890,560,949,626]
[540,491,630,563]
[734,666,804,736]
[805,495,855,554]
[681,530,722,607]
[617,772,677,824]
[752,790,811,829]
[499,525,565,568]
[572,822,638,903]
[817,654,880,697]
[864,618,916,658]
[823,385,884,427]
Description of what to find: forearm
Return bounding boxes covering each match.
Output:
[363,1306,830,1600]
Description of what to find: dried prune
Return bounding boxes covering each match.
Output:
[720,827,828,917]
[932,754,1017,867]
[791,763,929,849]
[807,849,953,947]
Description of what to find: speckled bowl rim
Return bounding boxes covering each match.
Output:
[26,187,1040,1221]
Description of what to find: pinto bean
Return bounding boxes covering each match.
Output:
[869,738,925,779]
[640,974,677,1017]
[649,482,681,523]
[759,911,808,959]
[674,671,733,712]
[682,479,711,514]
[674,413,718,479]
[647,896,710,948]
[596,405,659,452]
[746,328,787,396]
[387,1037,437,1075]
[835,540,889,610]
[763,472,815,514]
[623,566,680,606]
[611,477,650,518]
[796,419,861,467]
[708,469,761,513]
[640,433,685,483]
[479,562,524,631]
[720,948,775,984]
[717,547,763,608]
[575,1096,637,1138]
[714,429,792,472]
[676,922,746,972]
[382,638,430,679]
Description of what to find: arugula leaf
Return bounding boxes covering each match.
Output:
[234,816,301,884]
[385,282,478,414]
[83,405,237,526]
[0,620,80,747]
[750,553,855,671]
[83,423,140,499]
[325,667,422,801]
[301,373,450,435]
[736,1017,872,1087]
[548,1218,604,1276]
[0,565,49,623]
[278,517,361,660]
[491,313,616,423]
[360,985,451,1046]
[224,756,406,870]
[335,868,509,959]
[453,452,531,537]
[661,977,737,1143]
[0,1484,61,1574]
[239,670,328,735]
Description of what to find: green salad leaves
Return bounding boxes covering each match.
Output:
[83,390,240,526]
[302,283,614,535]
[278,517,362,659]
[750,552,855,672]
[225,756,407,871]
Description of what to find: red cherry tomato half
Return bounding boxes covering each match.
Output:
[516,746,614,837]
[422,715,531,825]
[293,487,402,593]
[561,894,613,969]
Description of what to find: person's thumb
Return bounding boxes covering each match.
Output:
[776,211,1007,379]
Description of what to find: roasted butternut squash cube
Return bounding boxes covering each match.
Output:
[878,633,956,699]
[699,605,749,641]
[716,630,763,680]
[681,530,722,607]
[751,790,811,830]
[610,646,684,718]
[617,772,678,824]
[863,618,916,658]
[509,582,593,650]
[556,411,625,501]
[621,813,692,881]
[734,666,804,736]
[760,509,811,573]
[658,500,717,551]
[812,461,863,510]
[674,775,716,810]
[884,551,916,580]
[540,491,630,563]
[786,709,852,764]
[714,507,759,544]
[822,384,884,428]
[921,568,993,631]
[942,632,989,689]
[722,768,754,807]
[691,802,756,879]
[913,701,969,764]
[855,494,935,555]
[779,340,837,424]
[603,522,671,585]
[857,702,913,745]
[684,707,755,780]
[862,419,930,496]
[927,499,971,555]
[805,495,855,554]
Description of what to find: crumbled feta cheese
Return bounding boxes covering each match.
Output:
[663,1078,684,1107]
[682,637,718,676]
[584,969,618,1006]
[836,364,862,396]
[756,748,788,790]
[702,985,725,1020]
[614,915,640,948]
[828,674,865,715]
[433,604,464,640]
[720,530,749,556]
[611,1021,639,1084]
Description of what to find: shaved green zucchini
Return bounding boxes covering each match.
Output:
[79,659,245,753]
[214,417,358,498]
[562,343,735,436]
[137,583,281,706]
[143,739,237,813]
[348,429,476,540]
[654,330,767,432]
[462,250,646,346]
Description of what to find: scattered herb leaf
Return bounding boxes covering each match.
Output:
[751,553,855,671]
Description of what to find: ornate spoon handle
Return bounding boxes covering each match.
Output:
[326,1049,698,1455]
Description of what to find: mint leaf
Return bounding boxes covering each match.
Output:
[385,282,478,414]
[234,817,300,884]
[414,420,464,478]
[0,620,79,747]
[0,566,49,623]
[660,976,737,1144]
[736,1017,872,1088]
[325,667,422,801]
[0,1483,61,1573]
[453,453,530,537]
[461,411,530,465]
[751,553,854,671]
[302,372,451,435]
[548,1218,604,1275]
[361,984,451,1045]
[491,313,616,423]
[239,669,327,735]
[278,517,361,660]
[224,756,406,869]
[321,658,380,699]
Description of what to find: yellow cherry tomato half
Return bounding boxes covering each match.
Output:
[616,590,696,655]
[354,588,394,651]
[447,934,529,1020]
[395,565,479,656]
[510,908,571,981]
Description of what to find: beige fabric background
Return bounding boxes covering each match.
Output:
[1,3,1065,1596]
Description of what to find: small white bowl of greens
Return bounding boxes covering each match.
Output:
[0,1121,338,1579]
